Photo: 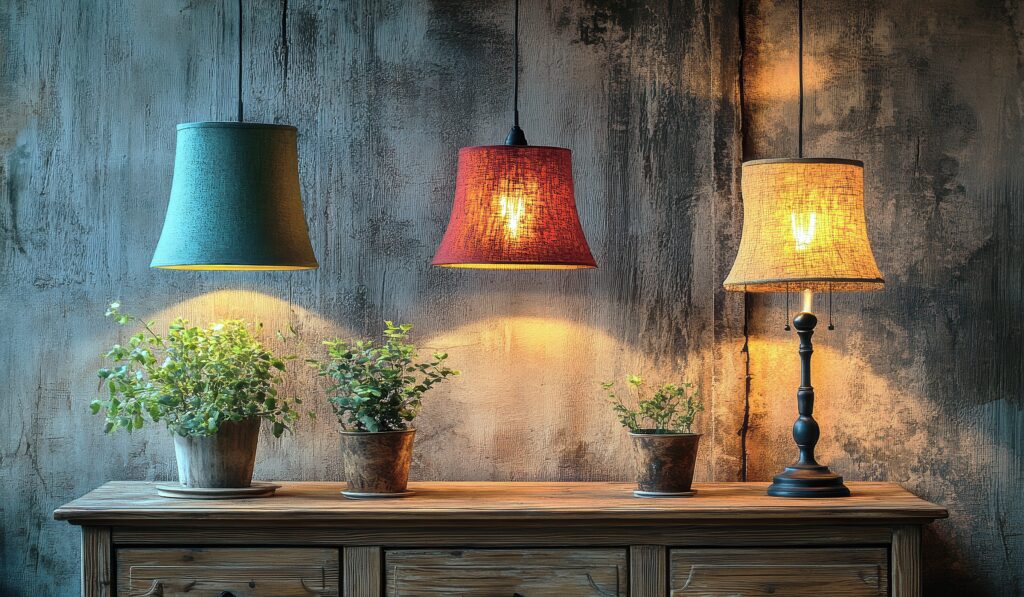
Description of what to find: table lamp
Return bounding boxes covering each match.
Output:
[724,157,884,497]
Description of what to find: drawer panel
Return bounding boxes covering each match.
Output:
[385,548,627,596]
[116,548,339,596]
[670,547,888,596]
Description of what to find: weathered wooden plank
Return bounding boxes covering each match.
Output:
[630,545,667,597]
[55,481,948,525]
[111,523,893,548]
[891,525,921,597]
[384,549,627,596]
[82,526,113,597]
[670,547,888,596]
[344,546,382,597]
[115,548,339,597]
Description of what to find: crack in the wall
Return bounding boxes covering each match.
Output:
[736,0,750,482]
[281,0,289,87]
[2,161,27,255]
[739,293,752,481]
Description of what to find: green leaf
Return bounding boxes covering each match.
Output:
[94,305,300,438]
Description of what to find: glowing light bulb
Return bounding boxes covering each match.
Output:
[802,288,813,312]
[791,212,816,251]
[499,193,526,238]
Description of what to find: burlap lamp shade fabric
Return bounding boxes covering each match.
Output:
[724,158,883,292]
[151,122,318,270]
[432,145,596,269]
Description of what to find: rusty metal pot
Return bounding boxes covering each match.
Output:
[339,429,416,498]
[172,417,261,488]
[629,431,701,497]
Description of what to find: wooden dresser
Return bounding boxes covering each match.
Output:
[54,481,946,597]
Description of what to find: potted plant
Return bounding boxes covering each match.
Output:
[603,375,704,497]
[91,303,300,493]
[309,321,458,499]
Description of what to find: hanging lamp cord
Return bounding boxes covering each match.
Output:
[237,0,244,122]
[797,0,803,157]
[513,0,520,128]
[505,0,528,145]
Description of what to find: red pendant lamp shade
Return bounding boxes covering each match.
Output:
[432,145,596,269]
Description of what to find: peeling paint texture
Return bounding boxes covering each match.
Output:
[0,0,1019,595]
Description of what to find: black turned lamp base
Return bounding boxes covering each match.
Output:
[767,310,852,499]
[767,463,851,498]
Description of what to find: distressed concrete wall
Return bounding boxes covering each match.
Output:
[0,0,740,593]
[742,0,1024,595]
[1,0,1020,595]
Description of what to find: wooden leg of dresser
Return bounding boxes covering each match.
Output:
[81,526,112,597]
[344,546,383,597]
[892,525,922,597]
[630,544,667,597]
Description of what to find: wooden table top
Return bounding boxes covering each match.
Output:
[54,481,947,525]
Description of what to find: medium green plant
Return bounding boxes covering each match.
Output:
[308,321,459,432]
[602,374,703,433]
[91,303,299,438]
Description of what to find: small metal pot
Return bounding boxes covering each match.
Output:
[339,429,416,498]
[172,417,261,488]
[629,431,701,497]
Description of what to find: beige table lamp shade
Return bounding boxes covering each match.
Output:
[724,158,884,292]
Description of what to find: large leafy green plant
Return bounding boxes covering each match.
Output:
[91,303,299,437]
[602,375,704,434]
[309,322,459,432]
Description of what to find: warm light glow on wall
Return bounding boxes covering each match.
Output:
[432,146,597,269]
[724,158,884,292]
[137,289,347,340]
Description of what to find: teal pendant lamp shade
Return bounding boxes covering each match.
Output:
[151,122,318,270]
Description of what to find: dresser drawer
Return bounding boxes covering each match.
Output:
[385,548,627,596]
[116,548,339,596]
[670,547,889,596]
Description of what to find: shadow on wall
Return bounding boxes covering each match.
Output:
[743,330,1019,595]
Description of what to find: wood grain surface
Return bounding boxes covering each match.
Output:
[384,549,627,596]
[670,547,889,596]
[109,523,894,548]
[82,526,113,597]
[116,547,339,597]
[630,545,668,597]
[891,525,922,597]
[55,481,947,525]
[344,546,383,597]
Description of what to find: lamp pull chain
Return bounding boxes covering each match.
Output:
[797,0,803,158]
[784,283,791,331]
[237,0,244,123]
[828,284,835,330]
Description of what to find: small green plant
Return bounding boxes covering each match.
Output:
[602,374,703,434]
[308,321,459,432]
[91,303,299,438]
